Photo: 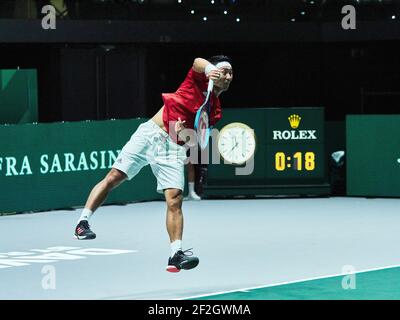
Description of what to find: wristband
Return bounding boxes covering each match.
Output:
[205,63,218,76]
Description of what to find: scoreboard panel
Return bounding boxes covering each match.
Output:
[204,107,329,196]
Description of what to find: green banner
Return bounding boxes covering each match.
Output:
[347,115,400,197]
[0,119,162,213]
[0,69,38,124]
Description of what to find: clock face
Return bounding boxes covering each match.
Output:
[217,123,256,164]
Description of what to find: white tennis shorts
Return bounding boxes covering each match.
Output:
[112,120,187,193]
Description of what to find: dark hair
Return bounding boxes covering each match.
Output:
[208,55,232,66]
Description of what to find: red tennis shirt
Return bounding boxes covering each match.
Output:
[162,68,222,138]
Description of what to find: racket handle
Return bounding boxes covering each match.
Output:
[207,79,214,93]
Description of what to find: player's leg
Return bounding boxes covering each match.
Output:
[164,188,199,273]
[74,121,151,240]
[147,124,199,272]
[84,168,127,212]
[165,188,184,243]
[74,169,127,240]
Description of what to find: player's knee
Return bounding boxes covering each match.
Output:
[104,169,126,190]
[166,191,183,212]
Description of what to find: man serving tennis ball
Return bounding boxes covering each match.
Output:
[74,55,233,272]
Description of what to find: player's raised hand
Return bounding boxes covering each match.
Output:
[207,68,223,82]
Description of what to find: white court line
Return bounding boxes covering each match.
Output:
[178,264,400,300]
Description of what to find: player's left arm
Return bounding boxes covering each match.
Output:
[175,117,197,147]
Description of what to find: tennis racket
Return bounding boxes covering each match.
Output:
[194,79,214,150]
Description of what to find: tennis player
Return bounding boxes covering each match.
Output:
[74,55,233,272]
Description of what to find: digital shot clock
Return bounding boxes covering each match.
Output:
[205,107,329,196]
[275,151,316,171]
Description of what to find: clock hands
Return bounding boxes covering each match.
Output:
[227,141,239,158]
[229,137,239,152]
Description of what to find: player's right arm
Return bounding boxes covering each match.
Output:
[193,58,222,82]
[193,58,210,73]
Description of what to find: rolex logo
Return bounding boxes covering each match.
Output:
[288,114,301,129]
[273,114,315,140]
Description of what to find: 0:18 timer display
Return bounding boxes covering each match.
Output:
[274,151,315,171]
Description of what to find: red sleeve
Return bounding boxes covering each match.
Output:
[176,68,207,97]
[161,67,222,134]
[191,68,208,89]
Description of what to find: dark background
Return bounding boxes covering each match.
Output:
[0,0,399,123]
